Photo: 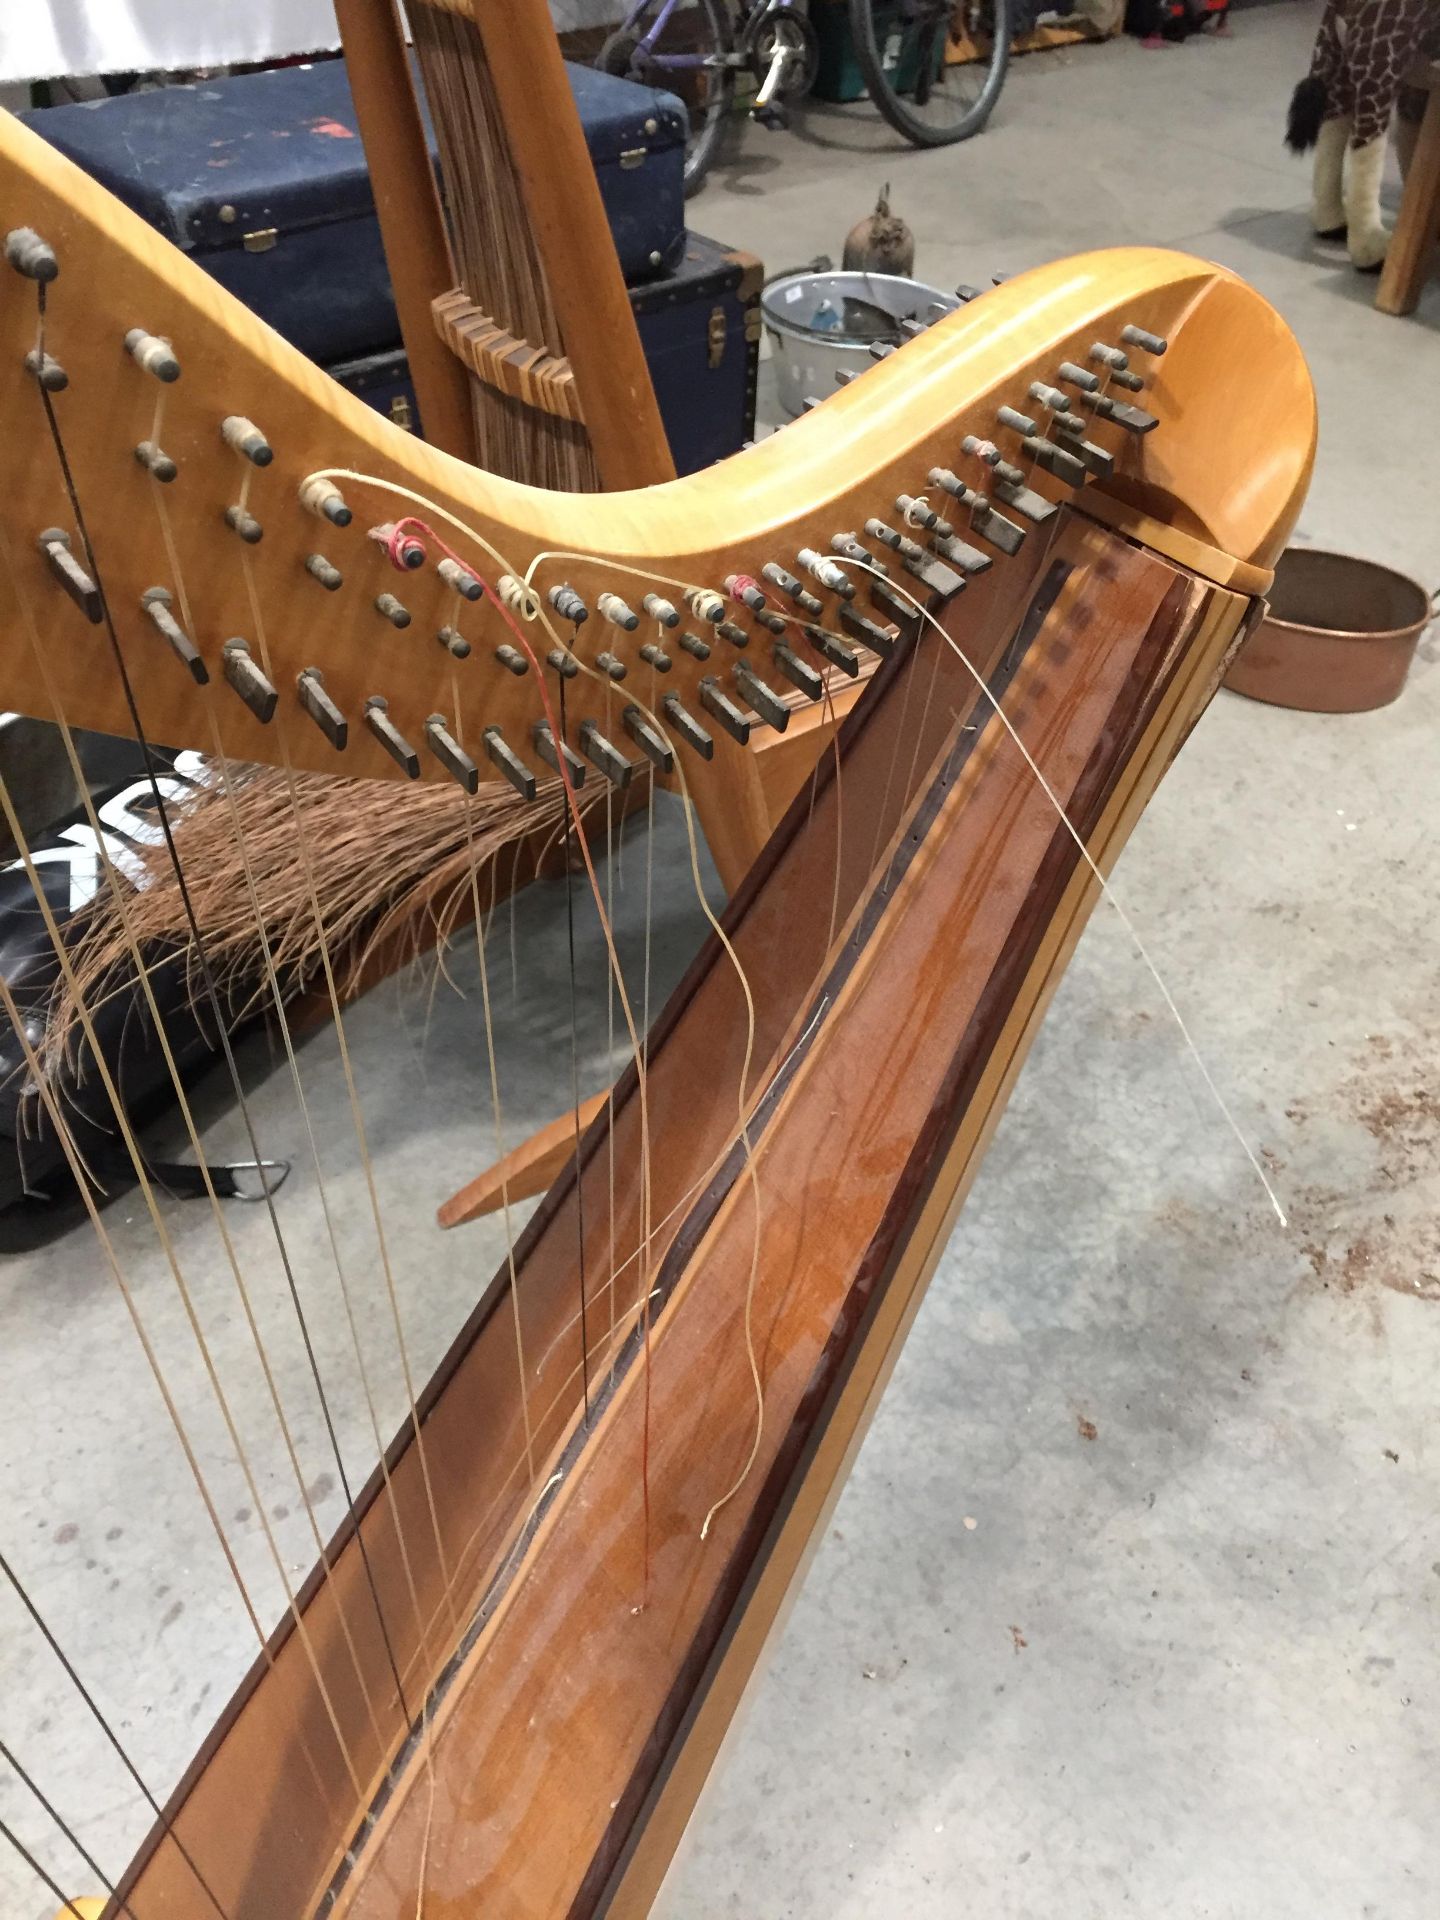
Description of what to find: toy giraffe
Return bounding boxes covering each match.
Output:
[1287,0,1440,270]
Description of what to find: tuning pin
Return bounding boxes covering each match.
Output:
[1088,342,1146,392]
[761,563,822,616]
[221,416,272,466]
[595,650,627,681]
[734,663,791,730]
[425,715,479,793]
[642,592,680,628]
[622,705,674,771]
[995,404,1038,439]
[546,645,578,678]
[578,720,637,788]
[799,547,855,598]
[370,521,425,570]
[494,644,528,676]
[549,583,589,625]
[1020,436,1089,489]
[124,329,180,383]
[133,440,177,482]
[374,593,411,629]
[961,436,1027,492]
[1056,360,1101,395]
[678,631,711,662]
[753,608,787,635]
[771,643,824,702]
[223,640,277,722]
[297,667,347,748]
[1028,381,1080,422]
[1120,324,1167,357]
[364,696,419,776]
[661,692,714,760]
[496,574,533,617]
[699,677,751,745]
[716,621,749,649]
[895,494,947,534]
[797,624,856,678]
[532,722,587,787]
[141,587,207,683]
[305,553,343,592]
[37,528,101,624]
[725,574,768,614]
[300,476,352,526]
[598,591,639,631]
[685,587,725,625]
[484,727,536,801]
[437,558,483,601]
[224,505,264,544]
[639,641,672,672]
[863,519,903,552]
[5,227,58,282]
[23,348,67,392]
[439,626,472,660]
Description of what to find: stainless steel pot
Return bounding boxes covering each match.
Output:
[760,269,959,419]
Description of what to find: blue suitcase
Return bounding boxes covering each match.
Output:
[19,55,688,365]
[329,232,761,476]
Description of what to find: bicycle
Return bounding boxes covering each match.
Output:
[598,0,819,195]
[849,0,1011,149]
[598,0,1010,195]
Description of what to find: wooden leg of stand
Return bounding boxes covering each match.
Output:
[438,1090,610,1226]
[1377,83,1440,316]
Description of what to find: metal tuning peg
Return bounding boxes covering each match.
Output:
[598,592,639,631]
[363,697,419,776]
[374,593,411,629]
[1028,381,1081,424]
[761,563,822,616]
[685,587,725,625]
[639,642,671,672]
[698,677,751,745]
[642,593,679,628]
[623,705,674,772]
[439,626,472,660]
[531,721,587,788]
[304,553,343,591]
[221,416,272,466]
[661,692,714,760]
[796,548,855,599]
[426,715,479,793]
[494,644,529,676]
[1056,360,1101,395]
[24,348,67,392]
[801,624,860,678]
[5,227,58,281]
[223,640,277,723]
[484,726,536,800]
[595,651,627,681]
[549,583,588,625]
[133,440,177,481]
[300,476,352,526]
[725,573,768,614]
[1120,324,1167,357]
[716,620,749,649]
[141,587,207,683]
[734,662,791,730]
[1088,341,1146,392]
[578,720,637,788]
[224,504,263,544]
[124,329,180,382]
[37,528,101,624]
[771,642,824,701]
[546,644,577,677]
[437,558,482,601]
[297,668,347,748]
[995,404,1038,439]
[678,631,712,662]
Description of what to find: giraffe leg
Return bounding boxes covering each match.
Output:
[1312,114,1351,233]
[1345,133,1392,268]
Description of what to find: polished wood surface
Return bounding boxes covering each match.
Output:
[1376,59,1440,317]
[0,110,1317,1918]
[333,0,479,462]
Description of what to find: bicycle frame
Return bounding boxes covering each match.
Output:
[617,0,797,72]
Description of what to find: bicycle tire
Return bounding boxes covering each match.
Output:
[849,0,1011,148]
[596,1,735,195]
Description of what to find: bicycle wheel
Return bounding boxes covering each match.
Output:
[597,0,735,195]
[849,0,1011,148]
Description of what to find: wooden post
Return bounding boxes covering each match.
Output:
[334,0,478,460]
[1377,61,1440,317]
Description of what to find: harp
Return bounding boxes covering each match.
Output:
[0,109,1313,1920]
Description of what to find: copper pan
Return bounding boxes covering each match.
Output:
[1225,547,1434,713]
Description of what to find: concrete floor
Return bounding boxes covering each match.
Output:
[4,6,1440,1915]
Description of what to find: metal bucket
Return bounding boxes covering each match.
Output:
[760,269,959,420]
[1225,547,1433,714]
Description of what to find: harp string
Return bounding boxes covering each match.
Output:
[0,777,367,1805]
[556,671,592,1425]
[0,1738,129,1916]
[834,558,1290,1229]
[7,555,399,1755]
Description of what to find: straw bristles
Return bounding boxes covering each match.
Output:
[41,761,609,1078]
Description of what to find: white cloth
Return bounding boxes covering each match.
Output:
[0,0,342,85]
